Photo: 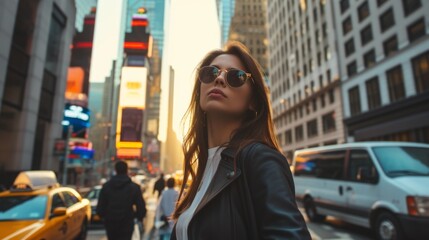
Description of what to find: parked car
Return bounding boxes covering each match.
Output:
[0,171,91,239]
[292,142,429,240]
[84,185,102,223]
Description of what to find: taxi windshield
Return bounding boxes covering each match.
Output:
[372,146,429,177]
[0,195,47,221]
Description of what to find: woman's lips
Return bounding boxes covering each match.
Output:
[208,88,227,98]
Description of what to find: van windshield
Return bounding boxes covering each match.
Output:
[372,146,429,177]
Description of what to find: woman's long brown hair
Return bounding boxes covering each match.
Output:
[172,42,281,220]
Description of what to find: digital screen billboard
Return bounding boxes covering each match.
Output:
[116,66,147,153]
[120,108,143,142]
[62,103,90,139]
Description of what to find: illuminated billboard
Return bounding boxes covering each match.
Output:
[118,67,147,108]
[62,103,90,138]
[116,67,147,156]
[120,108,143,142]
[66,67,84,93]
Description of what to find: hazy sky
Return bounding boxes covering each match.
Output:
[89,0,124,83]
[89,0,220,141]
[160,0,220,141]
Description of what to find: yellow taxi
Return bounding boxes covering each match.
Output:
[0,171,91,240]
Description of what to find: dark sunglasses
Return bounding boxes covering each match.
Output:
[198,66,253,88]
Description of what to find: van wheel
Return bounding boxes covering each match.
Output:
[304,198,326,222]
[375,212,404,240]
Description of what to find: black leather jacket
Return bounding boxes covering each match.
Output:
[172,143,311,240]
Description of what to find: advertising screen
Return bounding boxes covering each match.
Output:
[120,108,143,142]
[62,103,90,139]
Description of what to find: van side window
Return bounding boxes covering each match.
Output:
[295,151,346,180]
[348,150,378,183]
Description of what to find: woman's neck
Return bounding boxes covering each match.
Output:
[206,113,242,148]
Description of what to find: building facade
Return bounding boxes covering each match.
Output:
[333,0,429,143]
[267,0,345,160]
[228,0,268,71]
[216,0,236,46]
[0,0,76,184]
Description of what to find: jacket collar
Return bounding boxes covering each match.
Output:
[192,147,241,217]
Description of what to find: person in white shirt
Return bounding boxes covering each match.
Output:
[155,177,178,240]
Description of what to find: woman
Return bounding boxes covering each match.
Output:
[172,42,311,239]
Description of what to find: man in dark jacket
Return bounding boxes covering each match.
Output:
[97,161,146,240]
[153,173,165,198]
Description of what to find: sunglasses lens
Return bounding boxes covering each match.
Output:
[199,66,218,84]
[227,69,247,87]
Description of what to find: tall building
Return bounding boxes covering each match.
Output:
[161,66,182,173]
[69,8,97,97]
[75,0,98,32]
[216,0,235,46]
[333,0,429,143]
[142,0,166,55]
[0,1,76,185]
[267,0,345,160]
[228,0,268,72]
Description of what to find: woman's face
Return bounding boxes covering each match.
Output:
[199,54,253,117]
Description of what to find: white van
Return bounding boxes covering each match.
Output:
[292,142,429,240]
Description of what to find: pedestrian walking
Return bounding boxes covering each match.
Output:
[153,173,165,198]
[171,42,311,239]
[155,177,179,240]
[96,161,147,240]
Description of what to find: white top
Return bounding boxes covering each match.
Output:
[155,188,179,230]
[175,146,224,240]
[156,188,179,220]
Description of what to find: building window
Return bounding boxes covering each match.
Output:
[285,130,293,144]
[321,93,326,108]
[383,35,398,57]
[329,89,335,103]
[345,38,355,56]
[360,24,373,46]
[377,0,388,7]
[307,119,318,138]
[407,18,426,43]
[312,99,317,111]
[366,77,381,110]
[340,0,350,13]
[363,49,376,68]
[295,125,304,142]
[386,65,405,102]
[322,112,336,133]
[349,86,361,116]
[402,0,421,16]
[38,70,56,121]
[412,50,429,93]
[347,61,357,77]
[3,0,40,109]
[38,4,66,121]
[317,52,322,66]
[379,8,395,32]
[358,2,370,22]
[327,69,332,83]
[342,17,352,35]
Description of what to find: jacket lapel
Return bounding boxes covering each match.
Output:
[192,148,241,217]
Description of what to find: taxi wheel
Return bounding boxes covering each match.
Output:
[75,219,88,240]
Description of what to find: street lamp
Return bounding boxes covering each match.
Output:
[61,121,73,185]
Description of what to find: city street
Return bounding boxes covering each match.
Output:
[88,193,374,240]
[88,207,374,240]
